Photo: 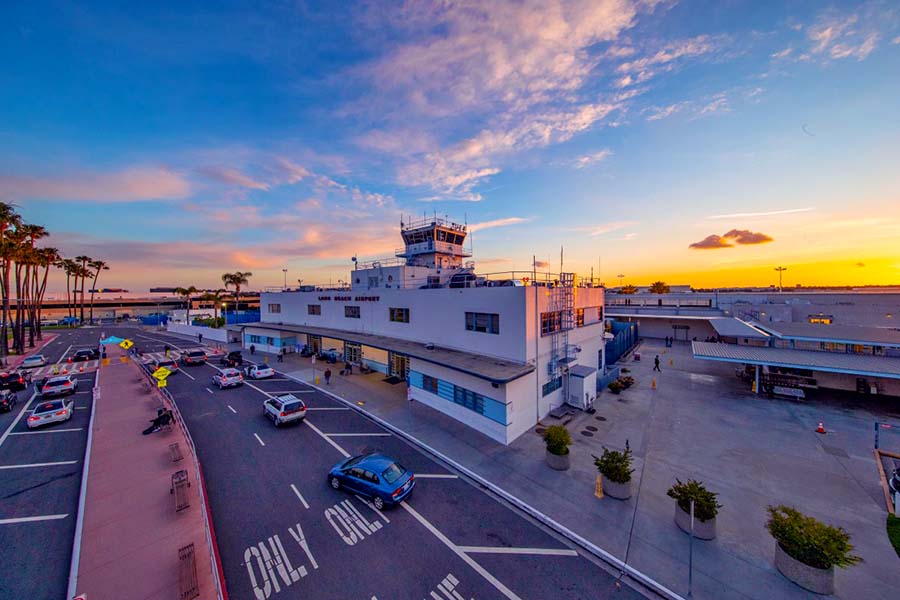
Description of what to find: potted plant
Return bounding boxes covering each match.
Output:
[618,375,635,389]
[607,380,624,394]
[543,425,572,471]
[766,505,861,595]
[666,479,721,540]
[593,441,634,499]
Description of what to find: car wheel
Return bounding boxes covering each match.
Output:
[372,496,385,511]
[274,418,281,427]
[330,476,341,490]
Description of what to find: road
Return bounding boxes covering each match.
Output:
[0,327,102,600]
[126,328,646,600]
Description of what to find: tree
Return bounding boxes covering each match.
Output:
[0,202,22,358]
[175,286,199,324]
[74,255,92,324]
[201,289,227,326]
[620,284,638,294]
[87,260,109,323]
[221,272,252,319]
[33,247,59,341]
[649,281,670,294]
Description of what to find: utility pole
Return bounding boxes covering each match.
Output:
[774,266,787,292]
[282,268,288,290]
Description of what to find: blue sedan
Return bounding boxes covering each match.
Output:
[328,453,415,510]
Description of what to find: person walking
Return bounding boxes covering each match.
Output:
[249,344,256,356]
[277,348,284,363]
[324,368,332,385]
[653,355,661,372]
[198,333,203,344]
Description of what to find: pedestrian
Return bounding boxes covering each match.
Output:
[324,368,332,385]
[198,333,203,344]
[249,344,256,355]
[653,355,661,372]
[277,348,284,363]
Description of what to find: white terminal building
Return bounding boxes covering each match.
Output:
[244,217,607,444]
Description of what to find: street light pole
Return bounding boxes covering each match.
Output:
[774,266,787,292]
[282,268,287,290]
[688,498,695,597]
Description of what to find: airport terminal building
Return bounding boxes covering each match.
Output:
[244,218,607,444]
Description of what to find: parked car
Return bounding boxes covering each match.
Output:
[72,348,100,362]
[0,389,17,413]
[181,350,207,365]
[244,364,275,379]
[319,348,341,363]
[328,453,415,510]
[263,393,307,427]
[151,358,179,374]
[220,350,244,367]
[27,398,74,429]
[0,372,28,393]
[40,375,78,397]
[212,368,243,389]
[21,354,48,369]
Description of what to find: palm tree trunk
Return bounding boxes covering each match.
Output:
[13,262,23,353]
[0,259,9,359]
[89,269,101,324]
[79,269,86,324]
[36,263,50,341]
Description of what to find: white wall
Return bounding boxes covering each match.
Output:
[167,323,228,342]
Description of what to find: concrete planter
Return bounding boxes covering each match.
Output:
[545,449,570,471]
[674,504,717,540]
[774,543,835,595]
[603,477,632,500]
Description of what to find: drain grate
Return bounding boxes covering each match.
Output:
[580,430,594,437]
[822,445,849,459]
[595,416,607,421]
[586,425,598,432]
[535,427,546,435]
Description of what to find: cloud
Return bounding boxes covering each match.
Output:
[645,102,686,121]
[616,35,719,86]
[771,46,793,59]
[572,149,613,169]
[0,167,191,202]
[806,14,879,61]
[707,207,814,219]
[690,228,774,249]
[575,221,637,236]
[469,217,530,233]
[893,36,900,45]
[196,166,270,190]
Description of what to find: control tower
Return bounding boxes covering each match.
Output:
[396,217,472,269]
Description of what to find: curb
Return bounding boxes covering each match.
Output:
[288,373,685,600]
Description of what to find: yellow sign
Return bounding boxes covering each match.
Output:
[152,367,172,381]
[595,475,604,499]
[157,378,167,388]
[120,339,134,350]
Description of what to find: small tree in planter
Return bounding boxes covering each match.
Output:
[618,375,635,389]
[593,441,634,499]
[766,505,861,595]
[666,479,722,540]
[543,425,572,471]
[607,380,624,394]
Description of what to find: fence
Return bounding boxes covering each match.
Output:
[605,319,639,365]
[168,323,229,343]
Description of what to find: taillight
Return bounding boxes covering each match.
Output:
[18,378,24,384]
[28,416,39,421]
[55,410,67,416]
[279,412,285,417]
[63,382,72,387]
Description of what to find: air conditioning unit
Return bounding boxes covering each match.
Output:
[424,342,435,350]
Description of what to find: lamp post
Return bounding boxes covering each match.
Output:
[222,302,227,327]
[282,268,287,291]
[774,266,787,292]
[617,274,625,290]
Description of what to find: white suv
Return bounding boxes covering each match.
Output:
[212,368,243,389]
[263,394,307,427]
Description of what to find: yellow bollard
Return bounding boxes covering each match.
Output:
[662,349,666,355]
[264,356,268,364]
[315,376,320,385]
[669,358,674,367]
[651,378,657,390]
[751,381,757,393]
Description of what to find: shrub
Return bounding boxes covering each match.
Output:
[593,441,634,484]
[886,514,900,559]
[618,376,635,388]
[543,425,572,456]
[193,317,225,328]
[666,479,722,522]
[607,380,624,394]
[766,505,862,570]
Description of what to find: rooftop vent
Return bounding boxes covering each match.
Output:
[424,342,435,350]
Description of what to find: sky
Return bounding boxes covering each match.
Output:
[3,0,900,293]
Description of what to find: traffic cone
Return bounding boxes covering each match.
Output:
[651,378,657,390]
[816,422,826,434]
[67,356,72,364]
[669,358,674,367]
[62,366,68,374]
[79,366,84,373]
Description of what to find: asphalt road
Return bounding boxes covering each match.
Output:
[0,327,103,600]
[125,328,647,600]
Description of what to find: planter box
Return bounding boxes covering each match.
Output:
[674,504,717,540]
[774,543,834,595]
[545,449,570,471]
[603,477,632,500]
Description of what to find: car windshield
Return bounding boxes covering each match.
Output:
[343,455,366,469]
[157,361,175,367]
[76,350,93,355]
[35,401,63,413]
[223,370,239,377]
[27,356,44,361]
[45,379,68,387]
[381,462,406,484]
[283,402,302,412]
[188,351,205,357]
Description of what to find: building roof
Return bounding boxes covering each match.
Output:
[709,318,770,339]
[241,322,534,384]
[569,365,597,378]
[691,341,900,379]
[754,322,900,347]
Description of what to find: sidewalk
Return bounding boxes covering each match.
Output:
[1,332,57,369]
[73,344,218,599]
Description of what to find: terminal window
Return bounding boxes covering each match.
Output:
[308,304,321,315]
[808,314,833,324]
[389,307,410,323]
[268,303,281,314]
[465,312,500,334]
[575,308,584,327]
[345,306,361,318]
[422,374,438,394]
[541,311,562,335]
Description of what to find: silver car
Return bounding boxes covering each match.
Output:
[40,375,78,397]
[21,355,48,369]
[27,398,74,429]
[263,394,307,427]
[212,368,243,389]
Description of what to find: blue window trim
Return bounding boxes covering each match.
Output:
[408,370,507,425]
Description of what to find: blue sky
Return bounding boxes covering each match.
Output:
[3,0,899,291]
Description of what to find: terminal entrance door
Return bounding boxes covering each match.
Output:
[389,353,410,380]
[345,343,361,364]
[308,335,322,354]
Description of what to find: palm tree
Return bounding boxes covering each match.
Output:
[649,281,670,294]
[175,286,199,324]
[57,258,78,320]
[0,202,22,358]
[620,284,638,295]
[201,289,227,327]
[87,259,109,324]
[74,255,91,324]
[33,247,59,341]
[221,272,252,320]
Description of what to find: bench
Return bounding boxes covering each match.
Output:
[170,469,191,512]
[169,442,184,462]
[178,543,200,600]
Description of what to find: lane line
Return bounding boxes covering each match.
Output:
[0,514,69,525]
[326,432,391,437]
[264,389,314,394]
[305,407,349,411]
[55,344,73,364]
[9,428,84,435]
[290,484,310,509]
[227,405,237,414]
[458,546,579,557]
[75,407,90,410]
[205,388,215,394]
[253,433,266,447]
[304,419,350,458]
[413,474,459,479]
[0,460,79,470]
[401,502,523,600]
[177,369,196,381]
[0,391,38,449]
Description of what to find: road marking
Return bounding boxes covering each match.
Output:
[253,433,266,447]
[205,387,215,394]
[0,460,79,470]
[305,407,349,411]
[458,545,579,556]
[326,432,391,437]
[304,419,350,458]
[10,428,84,435]
[401,502,523,600]
[0,514,69,525]
[290,484,310,509]
[178,369,196,381]
[242,379,275,398]
[414,474,459,479]
[264,389,314,394]
[0,391,38,449]
[227,405,237,414]
[56,344,73,364]
[75,407,90,410]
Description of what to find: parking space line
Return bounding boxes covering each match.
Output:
[178,369,196,381]
[457,546,579,557]
[56,345,73,364]
[326,432,391,437]
[0,391,38,449]
[205,388,215,394]
[253,433,266,447]
[304,419,350,458]
[271,389,314,394]
[75,407,90,410]
[227,405,237,414]
[0,460,79,470]
[401,502,523,600]
[9,428,84,435]
[413,474,459,479]
[0,514,69,525]
[290,484,310,509]
[305,407,349,411]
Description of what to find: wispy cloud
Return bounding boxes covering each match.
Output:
[574,221,637,236]
[645,102,687,121]
[805,13,879,61]
[615,35,720,87]
[469,217,530,232]
[689,229,774,249]
[572,149,613,169]
[196,165,270,190]
[707,207,814,219]
[0,167,191,202]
